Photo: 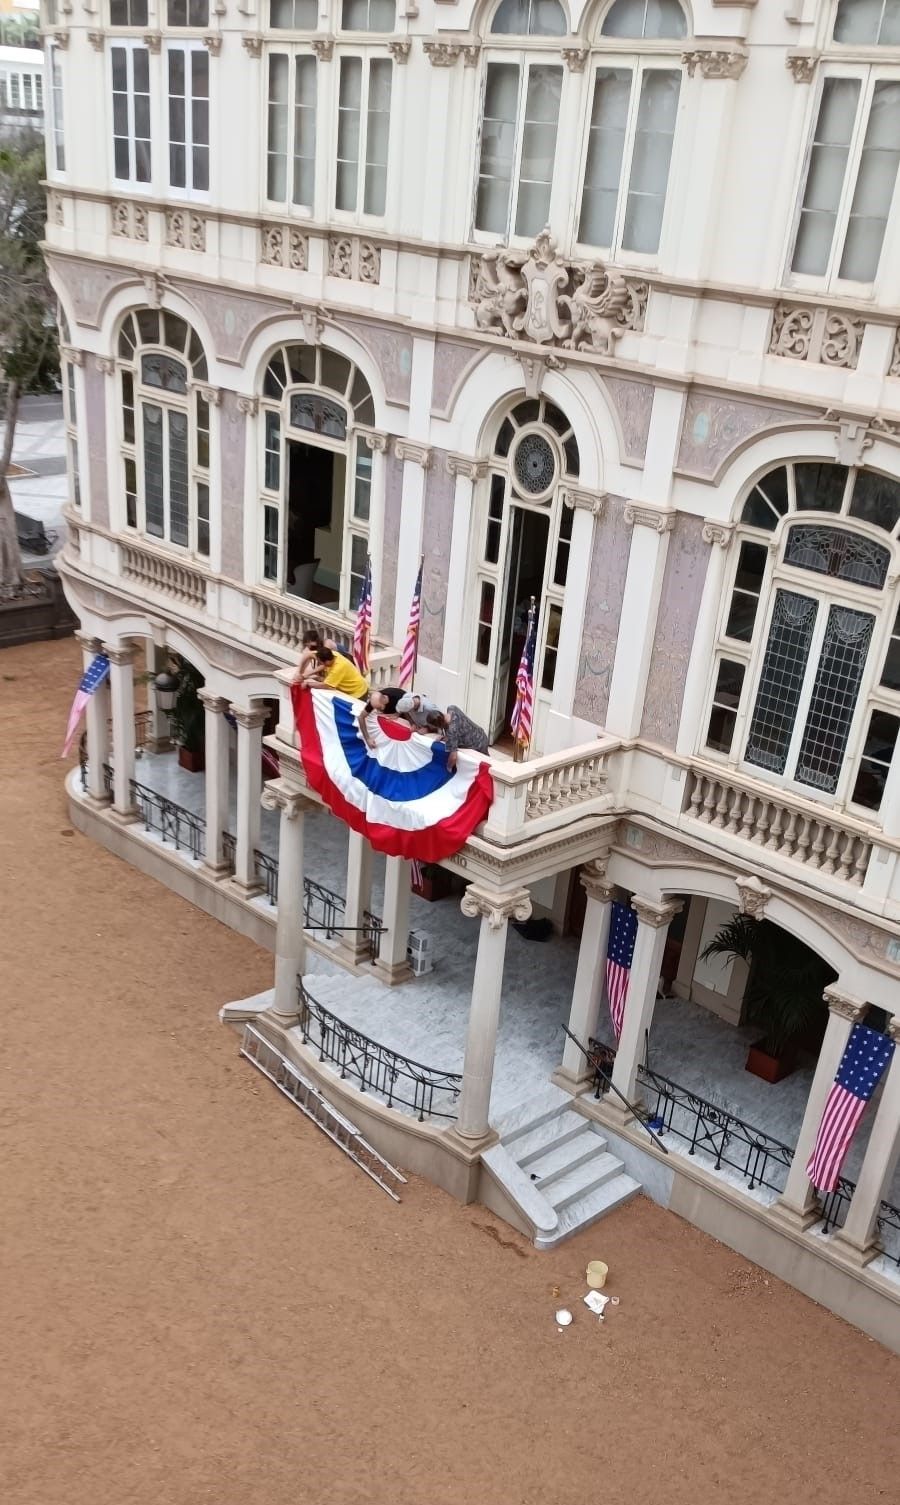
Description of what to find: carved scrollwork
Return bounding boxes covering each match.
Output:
[786,51,818,83]
[823,987,868,1024]
[631,895,682,929]
[460,884,532,930]
[166,209,206,252]
[736,875,772,920]
[260,779,312,818]
[387,39,411,63]
[203,33,223,55]
[327,235,381,284]
[394,438,432,468]
[561,487,606,518]
[561,46,589,72]
[311,36,335,61]
[682,48,748,80]
[701,520,733,547]
[423,40,461,66]
[241,33,262,57]
[261,223,309,271]
[624,503,675,533]
[769,303,864,370]
[111,200,148,242]
[236,395,259,417]
[447,453,489,480]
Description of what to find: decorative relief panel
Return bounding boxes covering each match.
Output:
[769,303,865,369]
[327,235,381,285]
[681,49,748,80]
[260,223,309,271]
[468,229,647,356]
[601,374,653,463]
[676,391,808,480]
[111,200,149,242]
[165,209,205,251]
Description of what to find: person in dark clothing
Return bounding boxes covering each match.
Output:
[357,686,406,747]
[425,706,489,771]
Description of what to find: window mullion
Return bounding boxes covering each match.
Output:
[784,602,828,782]
[509,58,528,240]
[614,59,641,254]
[829,68,873,284]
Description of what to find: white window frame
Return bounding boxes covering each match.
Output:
[471,49,564,247]
[263,45,318,214]
[786,62,900,293]
[119,346,211,559]
[48,44,65,175]
[331,50,393,222]
[109,40,153,190]
[62,355,81,508]
[164,40,211,201]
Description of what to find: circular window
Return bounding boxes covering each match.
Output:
[513,432,557,498]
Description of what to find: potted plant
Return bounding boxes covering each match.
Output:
[411,862,451,902]
[700,913,835,1083]
[168,658,206,773]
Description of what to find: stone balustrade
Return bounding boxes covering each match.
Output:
[684,767,873,886]
[120,540,207,610]
[252,591,399,683]
[483,739,619,844]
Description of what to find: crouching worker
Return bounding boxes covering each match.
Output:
[305,646,369,700]
[426,706,489,772]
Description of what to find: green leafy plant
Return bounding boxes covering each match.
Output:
[700,914,836,1059]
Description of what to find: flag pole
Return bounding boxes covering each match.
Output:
[410,553,424,692]
[512,595,536,765]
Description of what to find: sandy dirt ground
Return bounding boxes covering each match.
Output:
[1,636,899,1505]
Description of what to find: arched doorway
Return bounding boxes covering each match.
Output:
[467,396,580,747]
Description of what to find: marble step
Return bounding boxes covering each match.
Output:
[536,1172,642,1250]
[545,1152,625,1212]
[507,1111,589,1167]
[493,1084,574,1143]
[524,1126,609,1189]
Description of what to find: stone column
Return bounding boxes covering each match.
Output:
[76,631,111,805]
[261,781,312,1026]
[773,989,868,1230]
[675,523,733,756]
[106,644,137,820]
[374,854,412,984]
[456,884,532,1142]
[610,895,681,1105]
[605,509,673,739]
[144,641,170,751]
[198,690,231,876]
[338,829,375,966]
[833,1017,900,1264]
[558,863,616,1088]
[232,705,267,894]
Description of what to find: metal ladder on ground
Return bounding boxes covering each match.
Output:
[239,1023,408,1201]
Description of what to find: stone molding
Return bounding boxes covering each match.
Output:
[394,438,432,468]
[561,46,589,72]
[460,884,532,930]
[231,706,268,731]
[702,520,733,547]
[236,395,258,416]
[824,988,869,1024]
[736,875,772,920]
[387,39,411,63]
[446,452,488,480]
[95,355,115,376]
[682,48,748,80]
[104,645,137,667]
[786,51,818,84]
[624,503,675,533]
[311,37,335,61]
[562,486,606,518]
[362,430,390,453]
[261,779,313,819]
[580,861,616,905]
[241,34,262,57]
[197,690,231,715]
[770,303,864,370]
[631,895,682,928]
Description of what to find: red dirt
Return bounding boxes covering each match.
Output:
[1,637,898,1505]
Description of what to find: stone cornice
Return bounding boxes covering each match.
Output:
[823,987,869,1023]
[460,884,532,929]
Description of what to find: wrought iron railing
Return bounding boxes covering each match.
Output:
[222,831,279,904]
[220,834,384,958]
[819,1178,900,1267]
[128,775,206,861]
[79,709,154,790]
[297,980,461,1121]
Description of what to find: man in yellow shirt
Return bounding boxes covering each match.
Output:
[306,646,369,700]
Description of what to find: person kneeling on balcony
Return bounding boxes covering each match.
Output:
[396,692,442,729]
[425,707,489,772]
[294,628,346,682]
[304,646,369,700]
[357,685,406,746]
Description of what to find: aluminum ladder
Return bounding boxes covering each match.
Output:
[239,1023,408,1202]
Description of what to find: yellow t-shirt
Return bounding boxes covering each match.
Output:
[321,656,369,699]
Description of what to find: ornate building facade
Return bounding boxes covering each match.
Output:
[45,0,900,1347]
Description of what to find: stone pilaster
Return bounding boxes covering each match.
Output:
[198,691,232,875]
[455,884,532,1143]
[231,706,268,894]
[558,862,617,1087]
[261,780,314,1025]
[609,896,681,1107]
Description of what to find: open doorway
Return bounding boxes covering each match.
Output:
[490,507,549,741]
[285,440,347,606]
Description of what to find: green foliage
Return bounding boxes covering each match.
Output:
[168,660,206,754]
[700,914,837,1058]
[0,133,57,392]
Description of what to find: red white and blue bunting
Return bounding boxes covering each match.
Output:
[293,685,494,861]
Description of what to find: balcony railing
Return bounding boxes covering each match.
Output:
[683,766,873,886]
[120,539,207,609]
[220,831,384,958]
[252,590,399,684]
[482,737,619,843]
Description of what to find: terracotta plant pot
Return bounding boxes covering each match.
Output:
[745,1042,796,1084]
[177,745,205,774]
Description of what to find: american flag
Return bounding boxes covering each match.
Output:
[352,556,373,677]
[510,600,536,747]
[410,857,424,890]
[399,561,422,689]
[61,652,110,757]
[605,901,637,1041]
[806,1023,895,1193]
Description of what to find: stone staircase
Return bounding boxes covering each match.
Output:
[486,1086,641,1249]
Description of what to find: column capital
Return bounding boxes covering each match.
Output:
[736,875,772,921]
[104,644,137,666]
[261,778,313,819]
[461,884,532,931]
[446,452,488,480]
[623,503,676,533]
[231,706,268,731]
[197,690,231,715]
[75,631,103,654]
[823,987,869,1023]
[701,520,734,548]
[631,894,682,928]
[580,861,616,905]
[889,1016,900,1044]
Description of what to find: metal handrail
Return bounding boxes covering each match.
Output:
[220,834,384,960]
[298,979,461,1121]
[561,1026,668,1153]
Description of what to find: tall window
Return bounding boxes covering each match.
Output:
[342,0,394,26]
[49,45,65,172]
[117,310,211,557]
[111,44,151,185]
[335,56,391,215]
[703,461,900,814]
[167,44,209,194]
[790,7,900,286]
[269,0,318,24]
[167,0,209,21]
[474,0,566,240]
[258,344,375,611]
[109,0,149,23]
[266,50,317,207]
[576,0,684,255]
[62,356,81,509]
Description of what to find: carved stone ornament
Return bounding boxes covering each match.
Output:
[47,189,64,226]
[388,39,411,62]
[514,349,567,398]
[51,29,69,48]
[869,415,900,442]
[624,503,675,533]
[786,51,818,83]
[236,395,259,416]
[825,413,875,467]
[197,690,231,716]
[143,272,165,308]
[231,706,269,731]
[423,40,461,66]
[769,303,864,370]
[682,48,748,80]
[311,37,335,61]
[241,34,262,57]
[562,487,606,518]
[87,30,104,50]
[394,438,432,468]
[260,779,312,818]
[701,520,733,547]
[461,43,480,66]
[823,987,868,1024]
[295,303,326,345]
[469,228,646,356]
[631,895,682,928]
[143,32,162,53]
[362,430,390,453]
[561,46,589,72]
[197,383,222,407]
[203,32,223,55]
[580,859,616,905]
[460,884,532,930]
[60,344,83,367]
[327,235,381,284]
[736,875,772,920]
[166,209,206,252]
[447,453,488,480]
[889,327,900,379]
[95,355,115,376]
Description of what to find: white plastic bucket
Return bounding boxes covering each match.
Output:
[586,1260,608,1289]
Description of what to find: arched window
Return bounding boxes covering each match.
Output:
[703,462,900,814]
[258,344,375,611]
[574,0,685,256]
[789,5,900,287]
[117,310,211,557]
[469,397,580,744]
[473,0,567,239]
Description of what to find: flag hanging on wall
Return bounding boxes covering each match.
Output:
[605,901,637,1041]
[293,684,493,862]
[510,600,536,748]
[61,653,110,758]
[352,557,373,677]
[398,561,422,689]
[806,1023,895,1193]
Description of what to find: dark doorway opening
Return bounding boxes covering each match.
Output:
[490,507,549,741]
[285,440,345,603]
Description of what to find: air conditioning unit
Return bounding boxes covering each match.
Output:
[407,929,433,977]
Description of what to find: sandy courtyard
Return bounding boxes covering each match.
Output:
[1,636,898,1505]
